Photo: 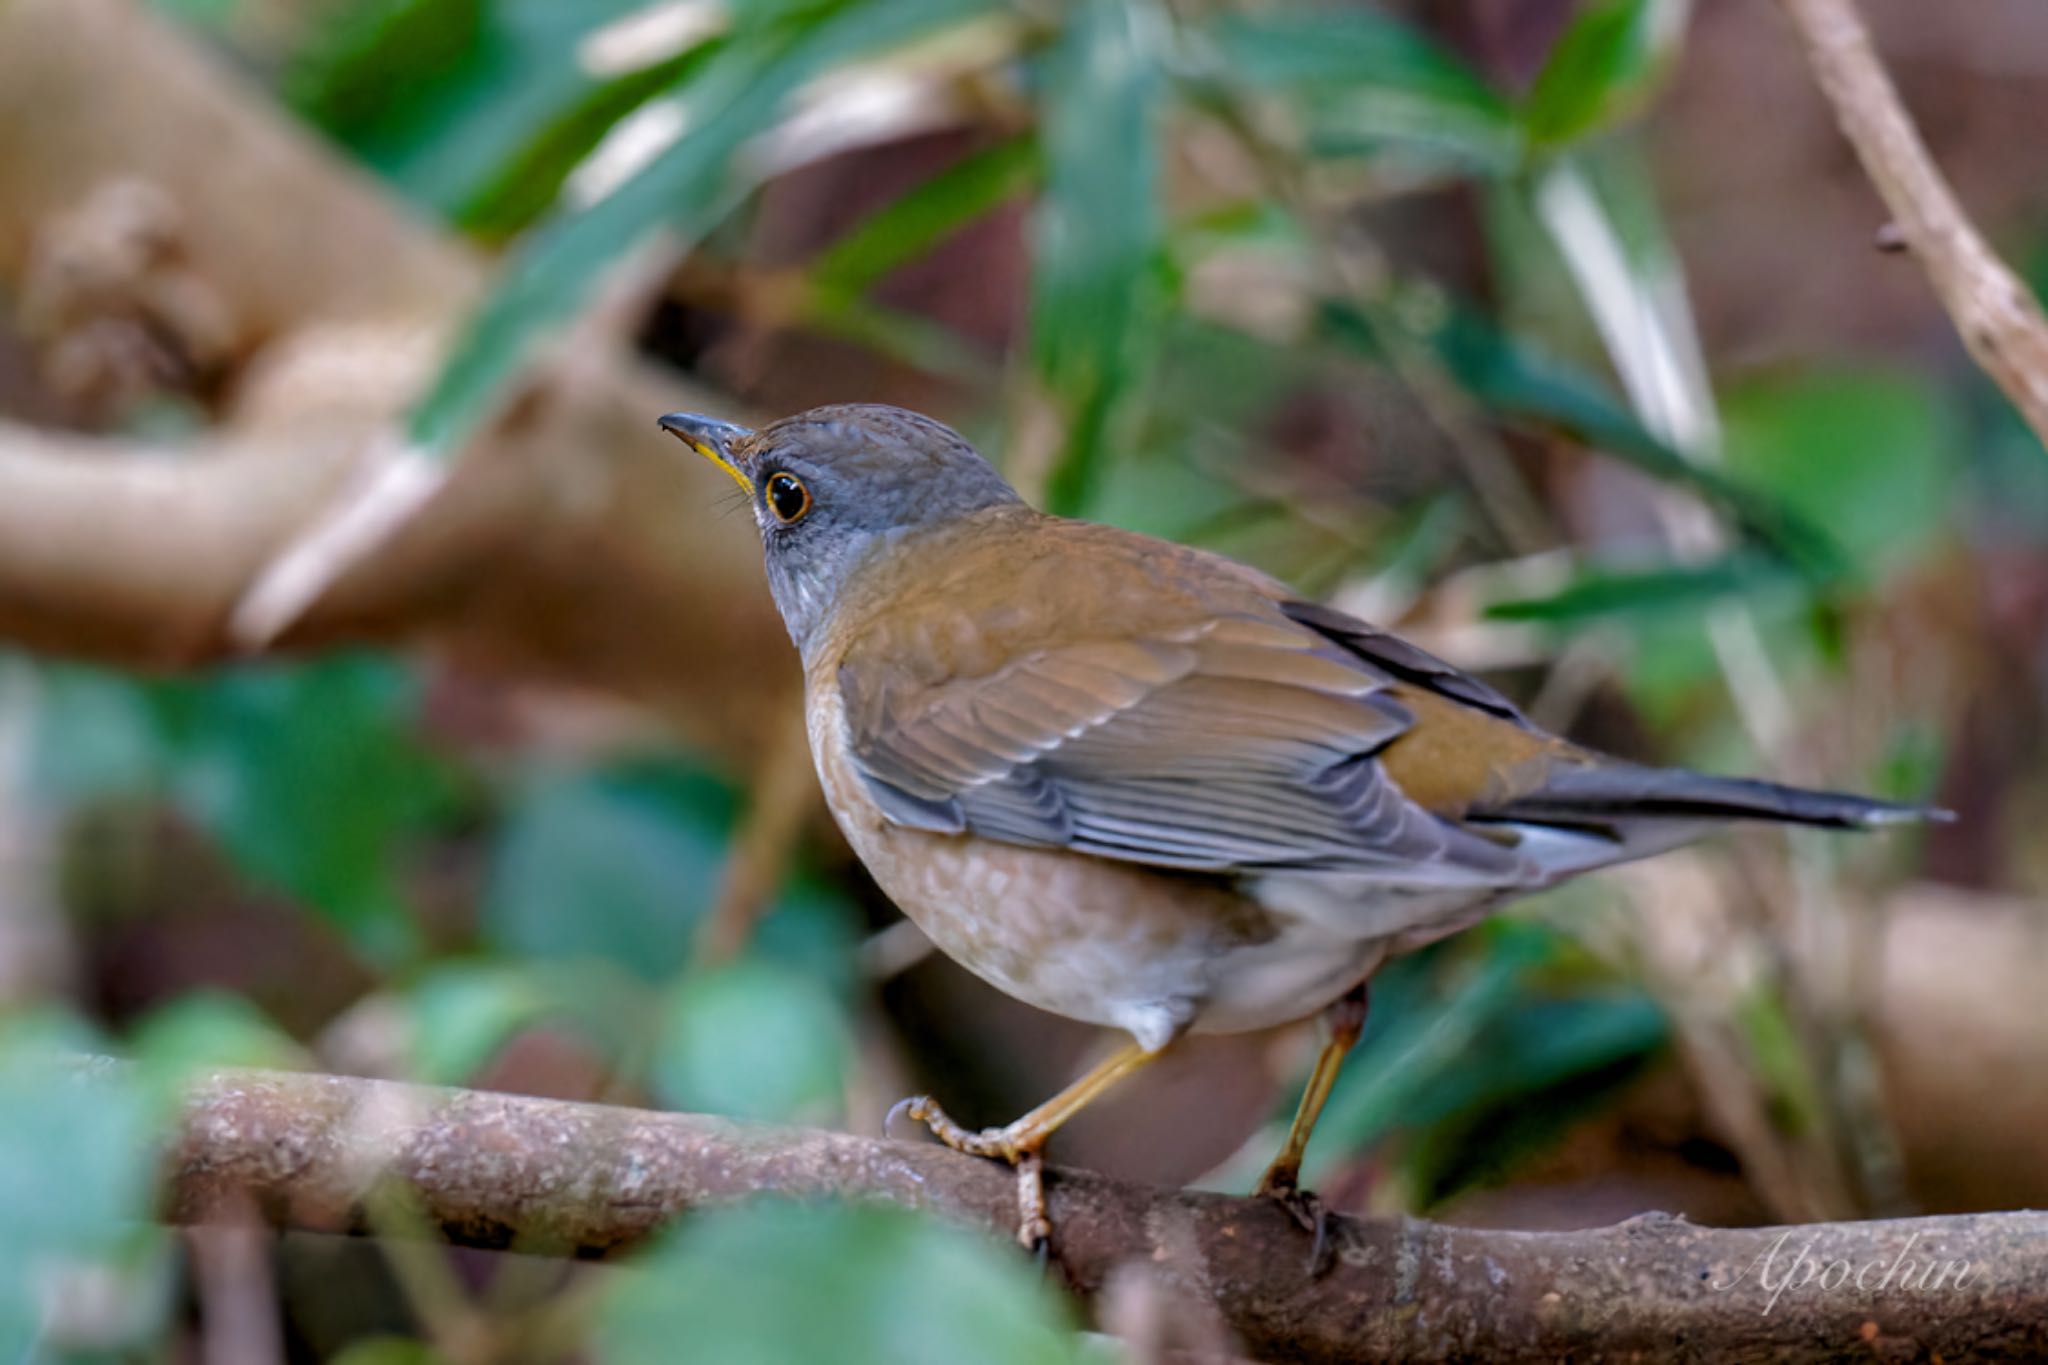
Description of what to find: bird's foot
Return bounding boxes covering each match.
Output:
[1015,1150,1052,1260]
[887,1095,1051,1253]
[886,1094,1036,1161]
[1255,1169,1335,1277]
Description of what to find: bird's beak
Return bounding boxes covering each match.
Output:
[658,412,756,496]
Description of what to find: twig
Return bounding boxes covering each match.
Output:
[693,704,821,965]
[1777,0,2048,448]
[161,1065,2048,1364]
[186,1197,284,1365]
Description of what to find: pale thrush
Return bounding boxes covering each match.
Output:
[659,402,1941,1253]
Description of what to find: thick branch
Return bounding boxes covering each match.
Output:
[0,355,798,764]
[1777,0,2048,448]
[162,1065,2048,1363]
[0,0,472,331]
[0,0,800,764]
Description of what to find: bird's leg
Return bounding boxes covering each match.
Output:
[1255,982,1369,1271]
[891,1040,1157,1249]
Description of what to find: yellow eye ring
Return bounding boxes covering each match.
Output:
[765,471,811,524]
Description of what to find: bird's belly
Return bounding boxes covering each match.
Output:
[850,826,1489,1039]
[1187,880,1496,1032]
[853,815,1258,1047]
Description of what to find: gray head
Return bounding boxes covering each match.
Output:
[658,403,1023,656]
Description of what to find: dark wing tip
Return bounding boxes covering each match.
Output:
[1488,767,1953,832]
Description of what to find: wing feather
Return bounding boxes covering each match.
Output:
[838,605,1531,884]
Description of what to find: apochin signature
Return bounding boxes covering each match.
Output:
[1712,1230,1978,1315]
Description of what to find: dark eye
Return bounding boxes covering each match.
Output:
[765,472,811,524]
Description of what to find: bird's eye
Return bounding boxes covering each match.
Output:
[765,472,811,524]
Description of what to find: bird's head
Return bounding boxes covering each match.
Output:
[658,403,1023,656]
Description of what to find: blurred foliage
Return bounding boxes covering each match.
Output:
[11,0,2021,1357]
[1522,0,1686,148]
[601,1201,1088,1364]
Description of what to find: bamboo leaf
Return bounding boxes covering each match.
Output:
[1030,0,1169,515]
[1318,296,1850,580]
[811,133,1037,302]
[1485,554,1797,623]
[1206,9,1522,176]
[412,0,996,458]
[1523,0,1689,148]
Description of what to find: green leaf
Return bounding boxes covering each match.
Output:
[1205,10,1522,176]
[1721,370,1954,572]
[411,0,996,462]
[406,962,557,1083]
[457,43,715,241]
[0,1017,170,1361]
[1407,991,1666,1129]
[484,768,734,979]
[1523,0,1688,147]
[1321,296,1850,580]
[404,959,654,1083]
[149,0,239,25]
[163,658,455,961]
[128,993,304,1082]
[288,0,695,222]
[654,956,849,1122]
[806,300,1002,387]
[811,134,1039,303]
[1399,991,1664,1203]
[1486,553,1799,623]
[1031,0,1169,514]
[1734,983,1827,1137]
[25,664,165,806]
[288,0,487,145]
[331,1338,452,1365]
[598,1202,1085,1365]
[1297,927,1552,1186]
[25,659,456,961]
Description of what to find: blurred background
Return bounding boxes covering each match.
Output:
[0,0,2043,1358]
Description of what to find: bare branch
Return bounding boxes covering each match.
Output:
[1777,0,2048,448]
[0,0,800,767]
[0,347,798,764]
[161,1065,2048,1363]
[0,0,472,333]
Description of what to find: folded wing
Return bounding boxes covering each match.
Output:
[837,604,1537,886]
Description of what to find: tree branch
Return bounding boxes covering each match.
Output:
[0,353,798,766]
[0,0,802,765]
[1776,0,2048,448]
[161,1065,2048,1363]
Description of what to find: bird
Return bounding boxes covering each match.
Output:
[657,402,1944,1256]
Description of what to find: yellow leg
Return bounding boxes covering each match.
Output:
[899,1040,1156,1162]
[1256,983,1369,1200]
[893,1041,1159,1248]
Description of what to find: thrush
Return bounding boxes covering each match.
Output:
[659,402,1942,1254]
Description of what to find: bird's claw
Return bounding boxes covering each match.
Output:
[1257,1173,1336,1277]
[887,1094,1029,1161]
[1015,1150,1053,1258]
[882,1095,925,1143]
[887,1094,1052,1257]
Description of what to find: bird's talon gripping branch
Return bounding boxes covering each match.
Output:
[1256,1172,1336,1276]
[1016,1150,1053,1256]
[890,1093,1053,1250]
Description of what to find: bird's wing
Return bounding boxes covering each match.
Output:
[835,591,1552,885]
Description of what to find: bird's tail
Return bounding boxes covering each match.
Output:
[1485,764,1952,832]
